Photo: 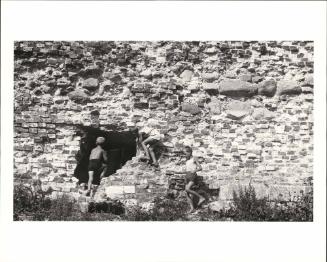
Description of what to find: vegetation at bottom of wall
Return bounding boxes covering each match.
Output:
[199,185,313,222]
[13,183,123,221]
[122,197,190,221]
[13,183,313,221]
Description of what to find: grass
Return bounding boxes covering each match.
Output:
[14,183,313,221]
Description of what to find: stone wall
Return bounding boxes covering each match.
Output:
[14,41,314,206]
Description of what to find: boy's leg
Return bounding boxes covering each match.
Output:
[141,142,151,160]
[141,137,156,162]
[185,192,195,213]
[185,181,205,208]
[87,171,94,192]
[149,146,159,166]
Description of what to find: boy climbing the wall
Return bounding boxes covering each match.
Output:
[138,126,164,168]
[168,146,206,213]
[87,137,108,196]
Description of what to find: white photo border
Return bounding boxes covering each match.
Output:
[1,1,326,262]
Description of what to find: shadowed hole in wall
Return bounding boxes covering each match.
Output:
[73,126,137,185]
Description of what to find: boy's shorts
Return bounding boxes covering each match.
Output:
[185,172,197,184]
[88,159,102,172]
[146,138,160,147]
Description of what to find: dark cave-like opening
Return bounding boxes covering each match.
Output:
[73,126,137,185]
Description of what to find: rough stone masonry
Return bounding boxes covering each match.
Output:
[13,41,314,208]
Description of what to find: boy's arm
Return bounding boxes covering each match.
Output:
[102,150,108,163]
[194,157,202,172]
[138,132,143,142]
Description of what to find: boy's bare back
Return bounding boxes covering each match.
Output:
[89,146,104,160]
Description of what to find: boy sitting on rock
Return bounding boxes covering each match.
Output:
[167,146,206,213]
[86,136,107,196]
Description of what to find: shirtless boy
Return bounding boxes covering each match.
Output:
[87,137,107,196]
[168,146,206,213]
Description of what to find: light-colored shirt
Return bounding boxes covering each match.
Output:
[140,127,163,140]
[185,157,198,173]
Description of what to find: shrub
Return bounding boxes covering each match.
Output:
[229,184,273,221]
[14,183,53,221]
[205,185,314,222]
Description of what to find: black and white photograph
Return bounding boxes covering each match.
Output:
[13,40,314,221]
[1,1,326,262]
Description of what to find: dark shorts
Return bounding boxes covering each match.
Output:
[185,172,197,184]
[88,159,102,172]
[146,138,160,147]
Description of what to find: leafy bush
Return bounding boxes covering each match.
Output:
[230,185,273,221]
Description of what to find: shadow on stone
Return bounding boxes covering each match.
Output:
[88,200,125,215]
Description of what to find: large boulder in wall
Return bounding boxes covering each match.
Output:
[258,79,277,97]
[302,74,313,87]
[83,78,99,91]
[207,97,221,115]
[180,70,193,82]
[226,100,252,120]
[252,107,275,120]
[202,72,219,82]
[181,102,201,115]
[276,80,301,96]
[219,79,257,97]
[140,69,153,79]
[68,89,90,104]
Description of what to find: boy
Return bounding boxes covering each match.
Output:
[138,126,163,168]
[86,136,108,196]
[168,146,206,213]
